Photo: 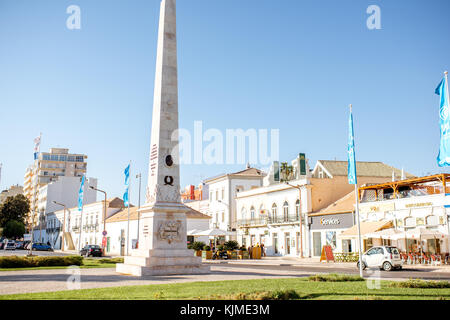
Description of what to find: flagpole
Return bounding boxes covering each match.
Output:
[349,104,364,278]
[126,161,131,256]
[445,71,449,102]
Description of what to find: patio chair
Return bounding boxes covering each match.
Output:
[430,255,442,266]
[407,253,415,265]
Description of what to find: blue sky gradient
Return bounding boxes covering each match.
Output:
[0,0,449,203]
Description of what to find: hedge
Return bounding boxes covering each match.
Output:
[0,255,83,268]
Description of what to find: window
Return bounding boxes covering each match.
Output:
[76,156,84,162]
[250,206,255,220]
[221,188,225,200]
[215,190,218,201]
[426,215,439,226]
[221,211,225,223]
[295,199,300,219]
[283,201,289,221]
[241,207,247,220]
[50,155,58,161]
[59,155,67,161]
[271,203,277,221]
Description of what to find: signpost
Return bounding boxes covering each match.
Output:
[320,245,335,263]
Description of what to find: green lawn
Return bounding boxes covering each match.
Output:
[0,258,117,272]
[1,277,449,300]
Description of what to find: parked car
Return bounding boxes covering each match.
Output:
[357,246,403,271]
[4,241,16,251]
[15,241,25,250]
[80,244,103,257]
[32,243,53,251]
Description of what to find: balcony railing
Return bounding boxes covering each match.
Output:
[237,214,303,228]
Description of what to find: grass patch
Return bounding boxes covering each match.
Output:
[97,257,124,264]
[389,279,450,289]
[208,289,301,300]
[1,277,450,300]
[0,257,117,271]
[308,273,364,282]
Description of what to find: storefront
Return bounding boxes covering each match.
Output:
[309,212,354,257]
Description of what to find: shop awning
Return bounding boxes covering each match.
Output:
[338,221,394,238]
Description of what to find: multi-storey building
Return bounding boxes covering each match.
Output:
[0,185,24,204]
[204,165,266,240]
[24,148,88,226]
[236,158,414,257]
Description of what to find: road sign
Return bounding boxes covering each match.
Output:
[102,230,107,236]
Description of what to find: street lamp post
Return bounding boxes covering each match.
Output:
[52,201,67,251]
[136,173,142,248]
[89,186,107,254]
[285,182,304,258]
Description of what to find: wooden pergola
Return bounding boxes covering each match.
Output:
[358,173,450,202]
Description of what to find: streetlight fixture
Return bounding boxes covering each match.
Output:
[89,186,108,254]
[285,182,304,258]
[53,201,68,251]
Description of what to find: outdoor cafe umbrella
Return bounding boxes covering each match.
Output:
[365,228,404,248]
[192,228,231,248]
[391,228,447,255]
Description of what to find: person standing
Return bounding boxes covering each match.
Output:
[261,243,266,257]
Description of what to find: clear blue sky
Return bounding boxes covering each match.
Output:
[0,0,449,203]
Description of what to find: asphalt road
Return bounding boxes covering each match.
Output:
[214,262,450,281]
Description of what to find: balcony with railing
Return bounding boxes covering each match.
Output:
[237,214,302,228]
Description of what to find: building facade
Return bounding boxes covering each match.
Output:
[235,158,412,257]
[357,174,450,254]
[0,185,23,204]
[45,197,125,250]
[24,148,88,226]
[204,166,266,236]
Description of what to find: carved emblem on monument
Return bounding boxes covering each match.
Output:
[157,220,182,244]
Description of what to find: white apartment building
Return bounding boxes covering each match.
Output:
[32,176,97,243]
[47,197,125,250]
[204,165,266,239]
[24,148,88,226]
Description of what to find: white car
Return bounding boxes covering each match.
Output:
[4,241,16,251]
[357,246,403,271]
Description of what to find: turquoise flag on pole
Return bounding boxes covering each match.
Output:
[436,75,450,167]
[348,107,357,185]
[78,175,85,211]
[123,164,130,207]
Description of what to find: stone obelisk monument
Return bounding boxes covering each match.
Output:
[116,0,210,276]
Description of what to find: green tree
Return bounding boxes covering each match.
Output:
[2,220,25,239]
[0,194,30,227]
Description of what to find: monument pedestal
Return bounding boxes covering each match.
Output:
[116,204,210,277]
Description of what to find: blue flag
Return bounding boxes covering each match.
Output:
[123,164,130,207]
[348,108,357,185]
[78,175,85,211]
[436,75,450,167]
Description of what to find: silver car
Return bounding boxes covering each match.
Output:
[4,241,16,251]
[357,246,403,271]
